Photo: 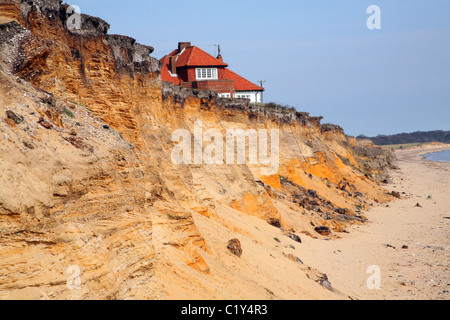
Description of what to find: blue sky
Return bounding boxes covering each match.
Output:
[71,0,450,136]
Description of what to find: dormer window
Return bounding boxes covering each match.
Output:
[196,68,218,80]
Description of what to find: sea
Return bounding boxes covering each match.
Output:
[424,149,450,163]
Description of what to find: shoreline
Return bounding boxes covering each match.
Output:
[394,143,450,161]
[417,147,450,163]
[299,144,450,300]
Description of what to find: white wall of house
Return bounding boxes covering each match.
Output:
[234,91,262,104]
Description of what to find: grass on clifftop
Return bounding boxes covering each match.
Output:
[382,143,425,150]
[255,102,297,112]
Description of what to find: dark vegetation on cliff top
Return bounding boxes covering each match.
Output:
[359,130,450,146]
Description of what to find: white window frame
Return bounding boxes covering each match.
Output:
[235,91,262,103]
[218,93,231,98]
[196,68,218,80]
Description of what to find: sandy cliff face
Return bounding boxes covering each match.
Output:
[0,0,395,300]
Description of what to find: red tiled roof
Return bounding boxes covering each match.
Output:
[222,68,264,92]
[176,46,228,67]
[160,54,181,85]
[159,49,178,63]
[160,44,263,92]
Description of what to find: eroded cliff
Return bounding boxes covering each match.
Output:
[0,0,395,300]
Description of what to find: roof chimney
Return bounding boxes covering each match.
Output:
[169,56,177,74]
[178,42,191,52]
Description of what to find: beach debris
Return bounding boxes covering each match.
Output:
[23,141,34,149]
[315,226,331,236]
[38,117,53,129]
[424,245,445,252]
[6,110,24,124]
[402,245,409,250]
[267,218,281,228]
[390,191,401,199]
[317,274,334,292]
[307,189,318,198]
[338,181,348,191]
[283,253,303,265]
[227,239,242,258]
[286,233,302,244]
[304,266,334,292]
[64,136,90,150]
[415,203,422,208]
[382,243,396,249]
[335,208,348,215]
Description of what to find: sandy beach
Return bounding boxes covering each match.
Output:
[298,144,450,300]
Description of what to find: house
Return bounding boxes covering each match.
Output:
[160,42,264,103]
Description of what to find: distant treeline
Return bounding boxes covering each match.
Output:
[358,130,450,146]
